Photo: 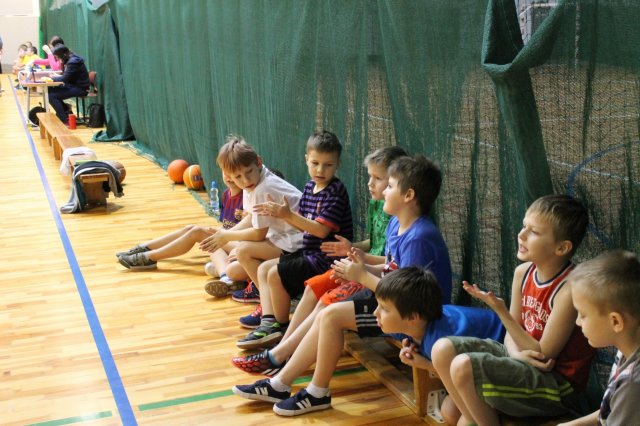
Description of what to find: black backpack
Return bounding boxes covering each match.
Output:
[87,103,106,128]
[29,105,46,126]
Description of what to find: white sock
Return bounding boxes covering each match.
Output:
[268,377,291,392]
[305,383,329,398]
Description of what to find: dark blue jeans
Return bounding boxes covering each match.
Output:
[48,85,87,123]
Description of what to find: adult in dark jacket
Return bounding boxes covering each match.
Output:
[49,44,89,123]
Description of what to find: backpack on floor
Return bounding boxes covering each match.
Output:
[87,103,105,128]
[28,105,46,126]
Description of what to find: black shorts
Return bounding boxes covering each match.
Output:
[352,296,382,338]
[277,251,321,299]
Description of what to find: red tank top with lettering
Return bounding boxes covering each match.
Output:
[521,262,595,391]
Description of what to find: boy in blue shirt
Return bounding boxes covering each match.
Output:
[377,267,504,374]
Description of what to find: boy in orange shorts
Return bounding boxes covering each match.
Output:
[232,146,407,375]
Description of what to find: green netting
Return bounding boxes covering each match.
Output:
[39,0,640,303]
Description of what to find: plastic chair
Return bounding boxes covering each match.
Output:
[75,71,98,123]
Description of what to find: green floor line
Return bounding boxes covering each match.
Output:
[138,366,367,411]
[27,411,112,426]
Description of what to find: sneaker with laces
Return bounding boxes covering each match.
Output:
[231,378,290,403]
[273,389,332,416]
[116,244,149,258]
[232,281,260,303]
[239,305,262,329]
[231,349,285,376]
[204,276,247,298]
[236,322,286,350]
[118,252,157,270]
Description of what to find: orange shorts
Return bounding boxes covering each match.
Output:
[304,270,364,305]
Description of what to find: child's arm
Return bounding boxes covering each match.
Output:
[254,194,333,238]
[198,213,266,252]
[557,410,599,426]
[399,338,437,374]
[465,263,577,363]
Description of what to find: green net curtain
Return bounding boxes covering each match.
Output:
[39,0,640,302]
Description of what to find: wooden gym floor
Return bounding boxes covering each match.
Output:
[0,75,424,426]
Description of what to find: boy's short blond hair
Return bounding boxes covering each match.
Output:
[527,194,588,256]
[570,249,640,318]
[216,135,259,172]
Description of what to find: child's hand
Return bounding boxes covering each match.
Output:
[331,249,366,283]
[226,248,238,263]
[399,338,418,366]
[253,194,291,219]
[513,349,555,372]
[320,235,352,257]
[462,281,507,313]
[199,230,228,253]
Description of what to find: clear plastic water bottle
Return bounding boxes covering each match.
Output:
[209,180,220,218]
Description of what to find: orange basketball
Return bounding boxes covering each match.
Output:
[183,165,203,190]
[168,159,189,183]
[104,160,126,182]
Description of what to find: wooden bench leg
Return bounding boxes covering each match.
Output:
[79,174,110,207]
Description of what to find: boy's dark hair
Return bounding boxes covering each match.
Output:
[527,194,588,256]
[28,46,37,55]
[388,155,442,215]
[216,135,259,172]
[306,130,342,157]
[363,146,408,169]
[570,249,640,318]
[376,267,443,322]
[52,44,71,63]
[49,36,64,48]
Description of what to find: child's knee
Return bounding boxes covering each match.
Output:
[432,337,456,368]
[440,395,461,426]
[450,354,473,385]
[302,285,318,302]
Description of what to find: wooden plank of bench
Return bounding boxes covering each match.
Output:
[54,135,84,161]
[36,112,55,140]
[383,337,444,420]
[37,112,72,149]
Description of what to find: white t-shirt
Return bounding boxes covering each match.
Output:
[243,166,303,253]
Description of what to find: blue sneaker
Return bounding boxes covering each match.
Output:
[232,281,260,303]
[231,378,290,403]
[239,304,262,329]
[273,388,332,416]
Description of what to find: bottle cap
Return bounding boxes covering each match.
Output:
[211,180,217,188]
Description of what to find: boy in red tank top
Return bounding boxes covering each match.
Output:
[432,194,595,425]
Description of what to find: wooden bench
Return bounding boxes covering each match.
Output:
[344,334,444,424]
[76,172,111,206]
[53,135,85,161]
[36,112,72,150]
[345,334,574,425]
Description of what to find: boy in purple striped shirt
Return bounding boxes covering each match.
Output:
[236,130,353,350]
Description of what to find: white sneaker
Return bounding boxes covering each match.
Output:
[204,262,218,277]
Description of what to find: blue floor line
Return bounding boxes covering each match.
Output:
[10,77,137,426]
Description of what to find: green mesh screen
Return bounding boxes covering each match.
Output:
[40,0,640,304]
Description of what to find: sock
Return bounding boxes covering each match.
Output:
[267,350,282,366]
[261,315,276,327]
[268,377,291,392]
[306,383,329,398]
[277,321,289,329]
